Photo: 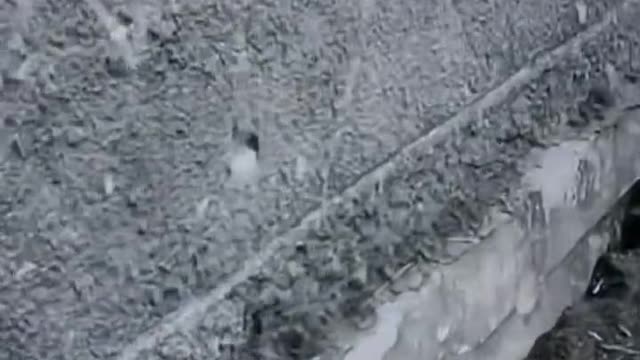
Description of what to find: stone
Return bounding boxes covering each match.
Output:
[390,266,424,294]
[65,126,87,146]
[576,1,588,25]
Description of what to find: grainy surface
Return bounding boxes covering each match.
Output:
[525,250,640,360]
[218,5,640,359]
[523,180,640,360]
[0,0,637,359]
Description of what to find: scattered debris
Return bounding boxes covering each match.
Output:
[390,264,424,293]
[84,0,141,70]
[157,334,197,360]
[195,197,210,220]
[454,344,472,355]
[227,129,261,187]
[14,261,38,280]
[227,148,260,185]
[586,84,616,110]
[587,330,603,341]
[598,343,640,355]
[295,156,309,181]
[351,264,368,287]
[436,322,451,343]
[104,173,115,196]
[104,55,130,78]
[13,54,41,82]
[447,236,480,244]
[65,127,87,147]
[232,126,260,155]
[349,304,377,331]
[7,32,26,54]
[71,273,96,300]
[286,261,305,278]
[576,1,588,25]
[10,133,26,159]
[617,324,632,338]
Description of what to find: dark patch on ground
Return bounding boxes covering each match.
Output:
[619,181,640,251]
[586,256,630,299]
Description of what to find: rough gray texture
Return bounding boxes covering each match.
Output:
[344,30,640,359]
[525,249,640,360]
[223,6,640,360]
[450,191,626,360]
[0,0,637,360]
[520,149,640,360]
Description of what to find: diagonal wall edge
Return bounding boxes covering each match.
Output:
[116,2,636,359]
[346,100,640,360]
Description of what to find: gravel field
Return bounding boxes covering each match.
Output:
[1,0,640,359]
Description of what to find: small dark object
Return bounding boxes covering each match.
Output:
[3,116,17,127]
[162,287,180,302]
[573,85,617,127]
[351,303,378,330]
[624,72,640,84]
[174,124,188,137]
[104,56,129,78]
[568,112,589,127]
[620,181,640,250]
[586,85,616,109]
[278,328,305,358]
[231,123,260,154]
[251,311,263,335]
[115,9,134,26]
[243,308,263,336]
[10,135,26,159]
[244,132,259,153]
[294,242,307,256]
[585,256,629,299]
[346,278,365,292]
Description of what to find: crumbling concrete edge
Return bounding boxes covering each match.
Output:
[114,2,633,359]
[450,191,624,360]
[342,99,640,359]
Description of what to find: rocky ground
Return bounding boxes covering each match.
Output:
[1,0,640,360]
[525,252,640,360]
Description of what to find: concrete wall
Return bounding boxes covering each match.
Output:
[346,102,640,360]
[1,0,639,359]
